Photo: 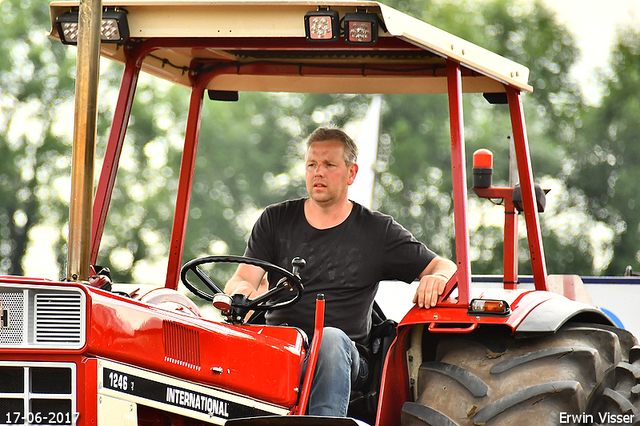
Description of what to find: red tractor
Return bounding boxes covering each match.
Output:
[0,1,637,425]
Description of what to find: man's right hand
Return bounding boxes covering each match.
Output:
[225,263,268,298]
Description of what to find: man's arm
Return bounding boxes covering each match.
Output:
[225,263,267,298]
[413,256,457,308]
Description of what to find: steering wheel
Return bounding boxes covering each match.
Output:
[180,255,305,320]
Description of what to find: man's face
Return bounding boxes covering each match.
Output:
[305,140,357,206]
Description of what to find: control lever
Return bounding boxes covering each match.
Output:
[292,257,306,276]
[279,257,306,291]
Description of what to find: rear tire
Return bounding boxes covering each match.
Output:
[401,323,637,426]
[590,344,640,425]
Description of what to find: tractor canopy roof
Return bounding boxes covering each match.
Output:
[48,0,532,95]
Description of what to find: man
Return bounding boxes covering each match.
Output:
[225,127,456,416]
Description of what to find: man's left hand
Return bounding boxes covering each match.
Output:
[413,273,449,308]
[413,256,456,308]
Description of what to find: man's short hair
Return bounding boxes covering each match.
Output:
[307,127,358,167]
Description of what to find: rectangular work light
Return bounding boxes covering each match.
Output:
[56,8,129,45]
[343,10,380,44]
[304,8,340,41]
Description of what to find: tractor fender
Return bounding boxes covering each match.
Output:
[514,296,615,337]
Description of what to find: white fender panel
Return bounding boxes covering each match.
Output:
[515,297,614,337]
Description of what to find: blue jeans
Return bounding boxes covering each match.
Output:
[305,327,368,416]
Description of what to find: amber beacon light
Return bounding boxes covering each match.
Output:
[472,148,493,188]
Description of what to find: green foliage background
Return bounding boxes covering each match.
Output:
[2,0,639,287]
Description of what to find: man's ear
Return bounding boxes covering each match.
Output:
[347,163,359,186]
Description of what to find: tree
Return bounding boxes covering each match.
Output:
[3,0,621,285]
[183,93,379,284]
[369,0,600,275]
[568,29,640,275]
[0,0,76,276]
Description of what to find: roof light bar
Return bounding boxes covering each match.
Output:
[469,299,511,316]
[56,7,129,45]
[304,8,340,42]
[304,7,382,44]
[343,10,380,45]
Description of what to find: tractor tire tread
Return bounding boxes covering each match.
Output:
[473,380,581,424]
[419,362,488,398]
[601,388,635,413]
[401,402,458,426]
[401,323,638,426]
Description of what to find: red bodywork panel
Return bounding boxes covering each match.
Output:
[0,354,98,426]
[85,286,305,408]
[0,278,305,409]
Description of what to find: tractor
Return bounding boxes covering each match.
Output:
[0,1,637,425]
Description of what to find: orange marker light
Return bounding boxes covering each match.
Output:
[469,299,510,315]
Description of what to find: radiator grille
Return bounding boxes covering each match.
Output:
[0,285,85,349]
[35,293,83,344]
[0,362,76,425]
[163,320,201,370]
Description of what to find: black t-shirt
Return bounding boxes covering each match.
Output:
[244,198,436,344]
